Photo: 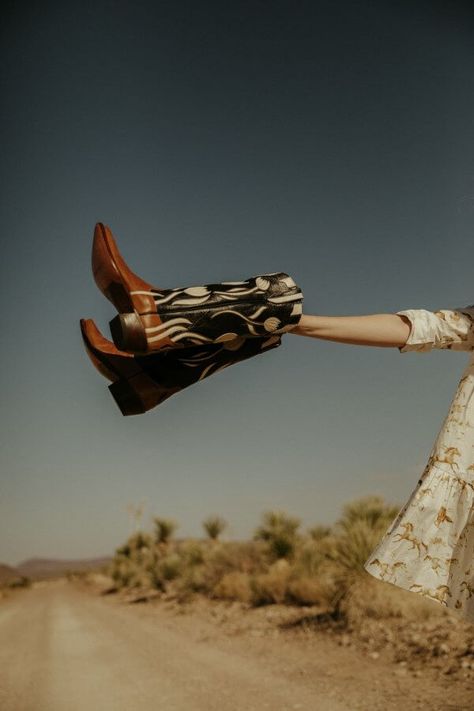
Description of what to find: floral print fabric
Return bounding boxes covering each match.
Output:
[365,305,474,621]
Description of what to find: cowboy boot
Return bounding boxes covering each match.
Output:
[92,223,304,354]
[80,319,282,416]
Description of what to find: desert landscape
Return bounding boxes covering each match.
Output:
[3,1,474,710]
[1,496,473,710]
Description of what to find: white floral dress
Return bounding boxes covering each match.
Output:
[364,305,474,621]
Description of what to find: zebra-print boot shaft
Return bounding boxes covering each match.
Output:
[111,271,303,354]
[91,223,303,355]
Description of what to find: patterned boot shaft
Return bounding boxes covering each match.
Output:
[135,272,303,349]
[136,334,282,393]
[81,318,282,416]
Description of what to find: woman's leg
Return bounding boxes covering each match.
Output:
[289,313,411,348]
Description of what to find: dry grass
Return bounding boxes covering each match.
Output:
[340,574,442,626]
[213,572,253,603]
[251,560,292,605]
[287,575,333,606]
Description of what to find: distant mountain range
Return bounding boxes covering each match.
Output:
[0,557,112,582]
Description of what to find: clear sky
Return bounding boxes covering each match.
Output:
[1,0,474,565]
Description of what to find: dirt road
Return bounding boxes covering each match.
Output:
[1,580,473,711]
[0,580,349,711]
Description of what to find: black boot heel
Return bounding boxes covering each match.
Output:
[108,379,147,416]
[109,313,148,353]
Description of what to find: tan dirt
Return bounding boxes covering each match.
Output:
[0,579,473,711]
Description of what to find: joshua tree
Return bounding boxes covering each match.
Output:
[336,495,399,534]
[116,531,152,558]
[202,515,227,541]
[254,510,301,560]
[153,517,178,545]
[320,495,400,575]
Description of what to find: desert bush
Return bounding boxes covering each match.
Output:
[336,495,399,535]
[213,572,253,603]
[338,574,442,628]
[254,510,301,560]
[177,540,206,567]
[286,576,331,606]
[153,517,178,545]
[158,554,182,581]
[313,497,405,619]
[115,543,131,558]
[251,560,292,605]
[147,553,183,590]
[308,524,332,541]
[109,556,132,586]
[203,515,227,541]
[115,531,153,560]
[175,566,209,601]
[202,540,268,592]
[325,519,387,572]
[7,576,30,589]
[293,539,328,577]
[107,495,434,629]
[321,496,401,580]
[109,556,150,589]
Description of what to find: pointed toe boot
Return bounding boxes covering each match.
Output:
[91,223,304,354]
[80,318,171,415]
[92,222,157,316]
[80,319,282,416]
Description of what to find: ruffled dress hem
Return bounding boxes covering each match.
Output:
[364,463,474,622]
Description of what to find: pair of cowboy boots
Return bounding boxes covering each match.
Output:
[81,223,304,415]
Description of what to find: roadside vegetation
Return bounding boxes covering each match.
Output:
[102,496,474,679]
[107,495,446,626]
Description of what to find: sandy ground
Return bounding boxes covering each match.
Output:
[0,580,473,711]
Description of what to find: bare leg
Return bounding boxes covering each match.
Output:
[288,313,411,348]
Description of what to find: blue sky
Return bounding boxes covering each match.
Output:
[1,0,473,564]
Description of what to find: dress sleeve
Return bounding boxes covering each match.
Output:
[396,306,474,353]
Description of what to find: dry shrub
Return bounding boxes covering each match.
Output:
[293,539,328,576]
[254,510,301,560]
[108,495,438,628]
[203,540,268,591]
[175,567,208,601]
[337,496,399,533]
[213,572,252,603]
[308,524,332,541]
[109,557,150,589]
[325,520,386,571]
[340,574,443,627]
[176,540,206,567]
[6,576,30,589]
[251,560,292,605]
[286,576,330,606]
[158,555,182,581]
[115,532,153,564]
